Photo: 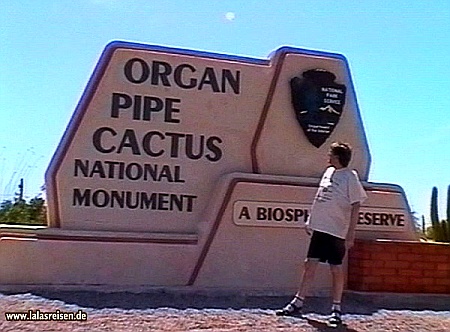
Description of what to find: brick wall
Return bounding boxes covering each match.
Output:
[348,239,450,294]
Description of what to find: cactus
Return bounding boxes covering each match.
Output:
[431,187,439,225]
[447,185,450,241]
[447,185,450,227]
[430,187,441,241]
[429,186,450,243]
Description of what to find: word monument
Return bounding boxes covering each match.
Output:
[0,42,417,293]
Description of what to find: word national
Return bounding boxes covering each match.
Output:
[74,159,185,183]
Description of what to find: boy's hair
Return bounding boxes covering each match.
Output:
[330,142,352,167]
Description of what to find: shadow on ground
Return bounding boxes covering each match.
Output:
[305,317,359,332]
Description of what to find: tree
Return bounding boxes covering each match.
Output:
[0,195,47,226]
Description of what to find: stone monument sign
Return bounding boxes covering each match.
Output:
[0,42,416,292]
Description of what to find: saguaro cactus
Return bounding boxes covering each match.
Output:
[430,187,440,240]
[445,185,450,241]
[430,185,450,242]
[447,185,450,227]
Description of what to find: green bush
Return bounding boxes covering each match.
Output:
[0,196,47,225]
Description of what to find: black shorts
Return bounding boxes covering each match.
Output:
[307,231,346,265]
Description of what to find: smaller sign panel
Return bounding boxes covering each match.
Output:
[233,200,310,228]
[233,201,408,233]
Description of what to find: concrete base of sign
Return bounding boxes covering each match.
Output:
[0,173,417,294]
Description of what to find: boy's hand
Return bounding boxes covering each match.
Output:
[305,225,312,236]
[346,236,355,250]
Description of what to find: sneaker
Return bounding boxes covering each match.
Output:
[275,299,302,316]
[328,310,342,327]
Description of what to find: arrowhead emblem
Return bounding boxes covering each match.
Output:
[290,69,346,148]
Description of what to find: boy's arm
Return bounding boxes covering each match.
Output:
[346,202,361,250]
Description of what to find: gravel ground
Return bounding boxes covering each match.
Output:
[0,290,449,331]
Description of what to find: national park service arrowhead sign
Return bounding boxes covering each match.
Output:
[290,69,346,148]
[45,41,370,233]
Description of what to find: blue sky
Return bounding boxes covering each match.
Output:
[1,0,449,223]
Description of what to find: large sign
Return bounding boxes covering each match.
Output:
[1,42,417,293]
[45,42,370,233]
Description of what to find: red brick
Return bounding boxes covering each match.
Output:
[360,259,385,268]
[367,244,388,253]
[412,245,440,254]
[411,277,434,285]
[371,253,397,261]
[381,281,410,291]
[349,241,450,297]
[383,276,406,285]
[394,245,413,253]
[375,284,390,292]
[359,284,373,292]
[384,260,410,269]
[423,270,449,278]
[352,243,368,253]
[422,285,450,294]
[351,282,367,291]
[424,244,449,254]
[363,283,386,292]
[437,263,450,271]
[347,284,359,290]
[397,253,423,261]
[348,267,364,277]
[389,284,415,293]
[425,255,449,263]
[372,268,397,276]
[347,280,363,290]
[348,257,372,268]
[398,269,423,277]
[420,262,439,270]
[435,278,450,286]
[361,266,374,276]
[361,252,372,259]
[347,276,360,284]
[408,284,425,293]
[348,263,358,271]
[359,259,371,267]
[360,276,380,284]
[348,261,360,269]
[349,250,372,260]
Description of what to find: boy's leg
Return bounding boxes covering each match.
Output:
[328,265,344,326]
[276,258,319,316]
[276,231,323,317]
[326,233,346,326]
[330,264,344,305]
[296,258,319,299]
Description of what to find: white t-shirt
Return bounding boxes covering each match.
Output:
[308,166,367,239]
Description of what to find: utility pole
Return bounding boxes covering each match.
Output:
[18,178,24,202]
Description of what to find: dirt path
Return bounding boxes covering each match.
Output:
[1,292,449,331]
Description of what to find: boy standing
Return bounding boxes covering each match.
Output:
[276,142,367,327]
